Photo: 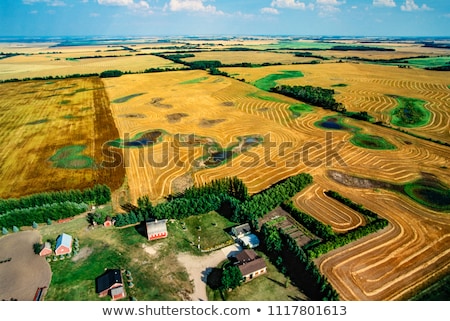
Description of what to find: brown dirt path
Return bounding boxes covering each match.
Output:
[0,230,52,301]
[177,244,241,301]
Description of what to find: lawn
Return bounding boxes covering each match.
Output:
[38,209,239,301]
[206,251,309,301]
[178,211,236,251]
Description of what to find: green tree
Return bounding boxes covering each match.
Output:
[220,265,243,291]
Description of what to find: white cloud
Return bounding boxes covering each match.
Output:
[261,7,279,14]
[400,0,432,11]
[316,0,344,16]
[164,0,223,14]
[23,0,66,6]
[373,0,396,7]
[271,0,312,10]
[97,0,151,11]
[98,0,133,5]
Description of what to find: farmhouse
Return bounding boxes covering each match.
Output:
[54,233,73,256]
[231,223,252,238]
[233,249,267,282]
[39,242,52,257]
[95,269,126,300]
[231,223,260,248]
[146,219,168,241]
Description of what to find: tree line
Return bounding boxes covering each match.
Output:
[260,223,339,300]
[113,174,313,227]
[0,202,88,230]
[271,84,346,113]
[0,184,110,229]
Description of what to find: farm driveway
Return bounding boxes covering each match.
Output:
[177,243,242,301]
[0,230,52,301]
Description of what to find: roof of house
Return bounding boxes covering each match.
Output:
[232,223,251,236]
[95,269,123,293]
[238,257,266,276]
[56,233,72,249]
[146,219,168,235]
[235,249,258,263]
[239,234,260,248]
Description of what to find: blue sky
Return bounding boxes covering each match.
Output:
[1,0,449,37]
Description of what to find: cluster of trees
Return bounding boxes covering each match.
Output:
[99,69,123,78]
[235,173,313,224]
[176,176,249,202]
[113,174,312,228]
[0,201,88,230]
[0,184,110,229]
[0,184,110,214]
[271,85,346,113]
[260,224,339,300]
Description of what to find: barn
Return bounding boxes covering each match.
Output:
[146,219,168,241]
[54,233,73,256]
[95,269,126,300]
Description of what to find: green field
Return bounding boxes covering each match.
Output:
[390,96,431,128]
[403,56,450,69]
[49,145,95,169]
[112,92,146,103]
[40,210,238,301]
[253,70,304,91]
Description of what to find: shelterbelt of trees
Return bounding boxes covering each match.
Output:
[0,184,111,230]
[113,174,313,227]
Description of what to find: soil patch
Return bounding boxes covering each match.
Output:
[71,246,93,262]
[198,118,226,128]
[167,113,189,123]
[0,231,52,301]
[148,97,172,109]
[119,113,146,118]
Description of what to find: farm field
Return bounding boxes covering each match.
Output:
[223,63,450,144]
[0,77,124,198]
[182,50,318,65]
[0,53,183,81]
[0,37,449,302]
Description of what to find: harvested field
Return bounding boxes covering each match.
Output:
[182,50,319,65]
[223,63,450,143]
[0,52,183,81]
[0,77,125,198]
[103,70,314,203]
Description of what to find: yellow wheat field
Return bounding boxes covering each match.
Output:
[103,67,449,301]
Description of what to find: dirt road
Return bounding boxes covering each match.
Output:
[177,243,242,301]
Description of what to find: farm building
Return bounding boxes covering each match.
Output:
[233,249,267,282]
[232,223,259,248]
[146,219,168,241]
[95,269,126,300]
[231,223,252,238]
[238,233,260,249]
[54,233,72,256]
[103,216,114,227]
[39,242,52,257]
